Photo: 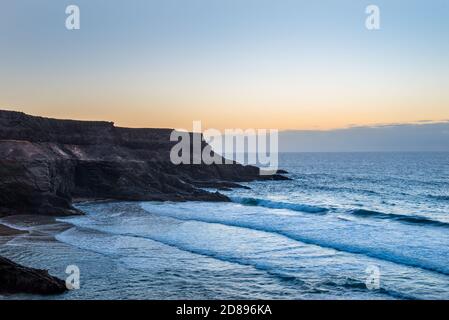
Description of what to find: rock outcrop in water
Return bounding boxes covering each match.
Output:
[0,110,287,216]
[0,256,67,295]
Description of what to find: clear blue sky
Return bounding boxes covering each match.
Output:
[1,0,448,130]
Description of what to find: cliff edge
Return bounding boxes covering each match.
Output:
[0,110,286,216]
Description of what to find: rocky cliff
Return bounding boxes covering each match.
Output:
[0,110,286,216]
[0,256,67,295]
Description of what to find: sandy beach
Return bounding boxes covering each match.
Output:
[0,224,26,236]
[0,215,73,246]
[0,223,27,246]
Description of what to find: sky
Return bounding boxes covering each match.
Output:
[1,0,448,130]
[279,121,449,152]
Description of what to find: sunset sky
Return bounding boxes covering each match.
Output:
[1,0,448,130]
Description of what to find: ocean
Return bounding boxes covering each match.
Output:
[1,152,449,300]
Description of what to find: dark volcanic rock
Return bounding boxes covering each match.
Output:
[0,110,287,216]
[0,256,67,295]
[0,109,289,295]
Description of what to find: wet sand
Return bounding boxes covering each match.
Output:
[0,215,73,246]
[0,224,27,236]
[0,223,27,246]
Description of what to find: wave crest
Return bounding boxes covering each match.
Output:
[350,209,449,228]
[427,194,449,201]
[231,197,328,214]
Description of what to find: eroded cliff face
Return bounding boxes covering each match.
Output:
[0,110,286,216]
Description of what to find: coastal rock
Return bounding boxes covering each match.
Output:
[0,256,67,295]
[0,110,287,216]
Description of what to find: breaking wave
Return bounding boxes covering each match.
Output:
[231,197,328,214]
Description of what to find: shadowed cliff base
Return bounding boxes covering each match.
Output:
[0,109,287,217]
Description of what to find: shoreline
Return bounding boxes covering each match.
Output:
[0,214,74,241]
[0,218,69,295]
[0,223,27,237]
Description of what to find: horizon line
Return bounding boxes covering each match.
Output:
[2,107,448,132]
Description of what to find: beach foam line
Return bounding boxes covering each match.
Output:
[138,203,449,276]
[349,209,449,228]
[230,197,328,214]
[56,223,397,299]
[55,226,319,294]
